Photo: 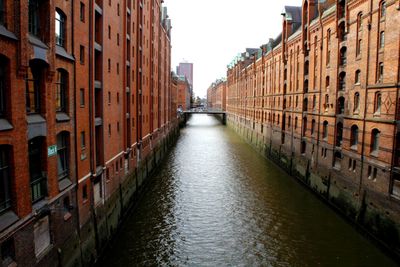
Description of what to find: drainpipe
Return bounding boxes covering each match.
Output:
[358,0,373,197]
[70,1,84,265]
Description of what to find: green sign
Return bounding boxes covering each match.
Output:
[48,145,57,157]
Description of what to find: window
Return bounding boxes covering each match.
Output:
[55,10,66,47]
[117,92,119,104]
[323,121,328,139]
[108,59,111,72]
[56,69,68,112]
[378,63,384,82]
[355,70,361,84]
[354,92,360,111]
[375,92,382,113]
[311,119,316,135]
[80,2,85,22]
[356,39,362,56]
[357,12,363,31]
[326,76,330,89]
[337,97,345,114]
[379,31,385,49]
[0,146,11,213]
[380,1,386,18]
[0,0,5,26]
[371,129,380,153]
[57,132,69,182]
[80,45,85,64]
[340,47,347,65]
[339,72,346,91]
[108,124,111,136]
[302,117,307,136]
[336,122,343,147]
[80,131,85,148]
[29,137,46,202]
[0,56,7,118]
[34,216,51,257]
[26,61,45,114]
[324,94,329,111]
[108,25,111,39]
[350,125,359,148]
[29,0,40,36]
[117,33,120,46]
[312,95,316,109]
[80,88,85,107]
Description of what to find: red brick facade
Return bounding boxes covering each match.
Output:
[0,0,176,266]
[226,0,400,255]
[207,79,227,111]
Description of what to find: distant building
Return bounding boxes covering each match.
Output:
[207,79,226,111]
[172,73,191,111]
[177,61,194,89]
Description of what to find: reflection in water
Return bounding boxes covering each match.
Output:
[99,115,396,266]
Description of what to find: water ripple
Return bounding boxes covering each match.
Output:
[100,115,396,267]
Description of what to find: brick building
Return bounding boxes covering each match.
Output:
[226,0,400,255]
[207,78,227,111]
[173,74,190,111]
[0,0,176,266]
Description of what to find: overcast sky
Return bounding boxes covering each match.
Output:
[164,0,302,98]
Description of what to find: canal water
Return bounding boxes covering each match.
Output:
[99,115,397,266]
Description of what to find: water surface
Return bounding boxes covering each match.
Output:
[100,115,397,266]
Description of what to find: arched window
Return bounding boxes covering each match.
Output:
[338,21,346,42]
[350,125,359,148]
[323,121,328,139]
[357,12,363,31]
[26,60,47,114]
[375,92,382,113]
[57,132,70,183]
[354,92,360,111]
[336,122,343,147]
[56,69,68,112]
[355,70,361,84]
[326,76,330,88]
[55,9,66,47]
[371,129,380,153]
[380,1,386,18]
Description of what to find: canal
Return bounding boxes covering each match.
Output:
[99,115,397,266]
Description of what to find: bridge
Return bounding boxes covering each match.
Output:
[181,110,227,125]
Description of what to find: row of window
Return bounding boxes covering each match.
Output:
[0,133,70,214]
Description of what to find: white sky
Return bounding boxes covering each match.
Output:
[164,0,303,98]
